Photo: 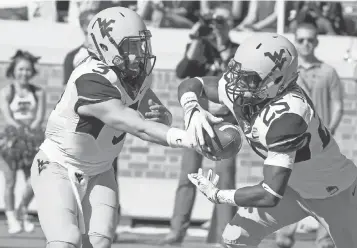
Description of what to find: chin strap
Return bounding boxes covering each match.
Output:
[278,72,299,94]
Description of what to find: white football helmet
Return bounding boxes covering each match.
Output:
[87,7,156,78]
[224,33,298,106]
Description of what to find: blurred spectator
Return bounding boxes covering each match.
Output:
[67,0,137,26]
[67,0,100,25]
[341,2,357,36]
[0,50,46,234]
[276,22,344,248]
[158,5,239,246]
[287,1,347,35]
[27,0,57,22]
[141,0,200,28]
[63,9,95,86]
[235,0,277,32]
[0,1,28,20]
[200,0,250,26]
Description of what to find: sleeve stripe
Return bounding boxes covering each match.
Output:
[262,183,283,199]
[77,96,107,101]
[268,134,307,153]
[266,113,308,153]
[267,133,305,149]
[74,98,110,114]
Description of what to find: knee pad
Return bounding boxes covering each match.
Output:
[46,241,79,248]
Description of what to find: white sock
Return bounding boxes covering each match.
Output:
[5,211,17,222]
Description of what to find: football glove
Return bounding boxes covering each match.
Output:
[180,92,223,146]
[188,168,220,204]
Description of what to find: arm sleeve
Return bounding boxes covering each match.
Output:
[265,113,309,153]
[264,150,296,169]
[328,68,344,101]
[175,44,207,79]
[74,73,121,114]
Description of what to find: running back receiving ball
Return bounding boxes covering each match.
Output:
[179,33,357,248]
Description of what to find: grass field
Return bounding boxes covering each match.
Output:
[0,217,319,248]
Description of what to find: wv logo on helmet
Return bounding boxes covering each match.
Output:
[264,49,287,71]
[92,18,116,38]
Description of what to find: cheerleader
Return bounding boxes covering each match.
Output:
[0,50,46,234]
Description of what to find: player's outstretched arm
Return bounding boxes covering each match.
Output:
[188,156,293,207]
[74,72,196,149]
[177,76,224,147]
[215,155,294,207]
[77,99,195,148]
[177,76,221,104]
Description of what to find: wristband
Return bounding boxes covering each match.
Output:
[216,190,237,206]
[166,127,194,148]
[180,92,198,110]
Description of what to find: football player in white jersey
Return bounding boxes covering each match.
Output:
[177,33,357,248]
[30,7,206,248]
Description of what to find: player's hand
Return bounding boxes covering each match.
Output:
[188,168,220,204]
[145,99,173,126]
[184,102,223,146]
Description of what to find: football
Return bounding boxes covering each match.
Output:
[203,122,243,159]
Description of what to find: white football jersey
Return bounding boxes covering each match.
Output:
[40,57,151,176]
[214,76,357,199]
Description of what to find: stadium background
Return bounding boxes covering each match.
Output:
[0,11,356,223]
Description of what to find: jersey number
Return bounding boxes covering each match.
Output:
[262,101,290,126]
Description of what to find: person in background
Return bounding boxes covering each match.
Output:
[286,1,346,35]
[234,0,277,32]
[63,9,95,86]
[149,0,200,29]
[27,0,57,22]
[276,21,344,248]
[0,50,46,234]
[0,1,28,21]
[199,0,250,27]
[158,5,239,246]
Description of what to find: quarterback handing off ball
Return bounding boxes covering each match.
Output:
[203,122,242,159]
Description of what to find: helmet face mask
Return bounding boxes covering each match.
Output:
[224,59,270,106]
[114,30,156,79]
